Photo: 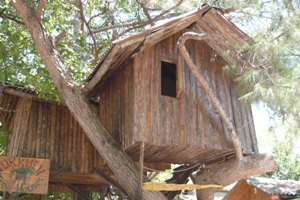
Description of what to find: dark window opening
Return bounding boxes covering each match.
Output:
[161,61,177,98]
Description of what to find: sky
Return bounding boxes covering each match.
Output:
[253,102,300,154]
[252,103,274,153]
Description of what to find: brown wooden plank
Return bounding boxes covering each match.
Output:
[31,102,39,158]
[123,62,130,148]
[59,107,65,167]
[145,47,154,145]
[68,112,74,169]
[10,99,31,156]
[45,103,51,159]
[81,131,87,173]
[246,106,258,153]
[54,105,61,170]
[132,53,141,143]
[71,117,77,171]
[50,171,110,185]
[26,101,35,157]
[35,102,44,158]
[41,102,48,158]
[151,44,160,146]
[76,122,82,172]
[65,109,70,167]
[49,104,56,161]
[230,87,246,149]
[48,183,104,192]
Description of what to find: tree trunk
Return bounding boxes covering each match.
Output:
[196,154,276,199]
[177,32,277,200]
[11,1,167,199]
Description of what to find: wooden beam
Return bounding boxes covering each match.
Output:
[48,183,104,192]
[139,142,145,199]
[93,167,129,198]
[50,171,110,185]
[65,183,92,200]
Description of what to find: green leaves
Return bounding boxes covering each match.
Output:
[264,124,300,180]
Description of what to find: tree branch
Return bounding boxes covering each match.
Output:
[178,32,244,160]
[36,0,46,20]
[0,8,6,17]
[138,1,154,26]
[54,31,67,44]
[90,0,183,35]
[11,1,167,199]
[283,0,295,12]
[0,12,25,25]
[196,154,276,199]
[75,0,99,64]
[152,0,183,22]
[91,21,145,34]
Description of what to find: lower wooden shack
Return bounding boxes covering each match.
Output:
[0,86,169,196]
[224,177,300,200]
[0,88,109,193]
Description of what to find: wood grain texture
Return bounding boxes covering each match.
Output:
[5,97,108,177]
[94,27,257,164]
[1,12,258,191]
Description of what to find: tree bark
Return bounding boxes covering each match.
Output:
[178,32,243,160]
[196,154,276,199]
[11,1,167,199]
[177,32,276,200]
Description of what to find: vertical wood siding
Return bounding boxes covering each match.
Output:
[5,98,107,174]
[223,180,270,200]
[98,60,134,149]
[95,31,257,164]
[128,30,256,163]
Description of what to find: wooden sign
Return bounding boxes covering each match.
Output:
[0,156,50,194]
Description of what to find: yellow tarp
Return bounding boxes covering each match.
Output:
[142,182,223,191]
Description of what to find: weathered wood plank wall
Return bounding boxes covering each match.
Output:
[223,180,270,200]
[98,59,134,149]
[2,96,108,175]
[97,29,257,164]
[0,94,19,130]
[1,29,257,169]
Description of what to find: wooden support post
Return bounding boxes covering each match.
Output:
[139,142,145,199]
[66,184,91,200]
[93,167,129,198]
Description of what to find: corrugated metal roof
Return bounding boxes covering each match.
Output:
[247,177,300,196]
[1,83,36,95]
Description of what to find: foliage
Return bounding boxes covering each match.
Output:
[225,0,300,181]
[264,122,300,180]
[1,0,300,198]
[41,192,70,200]
[233,14,300,122]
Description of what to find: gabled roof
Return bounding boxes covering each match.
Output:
[84,5,252,97]
[247,177,300,196]
[224,177,300,200]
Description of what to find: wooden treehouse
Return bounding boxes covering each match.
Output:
[0,5,258,196]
